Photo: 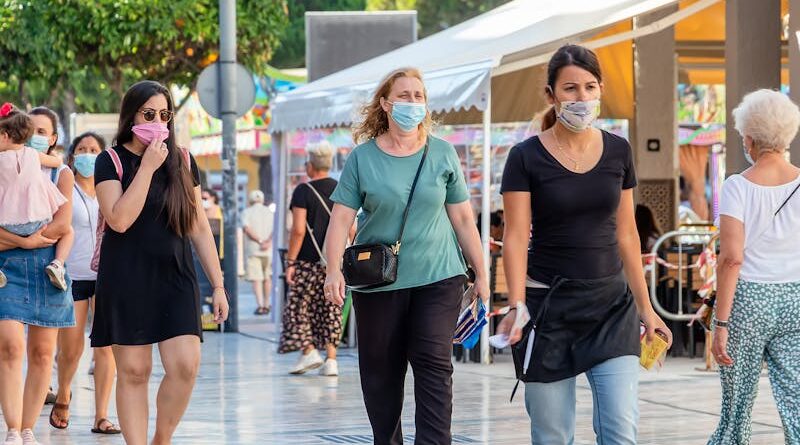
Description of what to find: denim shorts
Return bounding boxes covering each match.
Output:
[0,246,75,327]
[0,220,50,237]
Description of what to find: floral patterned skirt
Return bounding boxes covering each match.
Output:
[278,260,342,353]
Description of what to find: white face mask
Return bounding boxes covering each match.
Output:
[557,99,601,132]
[202,199,211,209]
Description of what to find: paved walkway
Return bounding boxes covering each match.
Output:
[17,287,785,444]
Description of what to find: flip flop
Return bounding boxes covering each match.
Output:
[91,418,121,435]
[48,402,69,429]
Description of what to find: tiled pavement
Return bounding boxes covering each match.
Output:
[16,289,785,445]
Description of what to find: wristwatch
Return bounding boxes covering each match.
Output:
[712,317,729,329]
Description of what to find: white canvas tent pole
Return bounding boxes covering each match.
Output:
[480,88,492,364]
[271,131,289,324]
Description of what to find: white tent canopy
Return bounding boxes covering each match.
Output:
[270,0,686,133]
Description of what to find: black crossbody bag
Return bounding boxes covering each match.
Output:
[342,142,429,290]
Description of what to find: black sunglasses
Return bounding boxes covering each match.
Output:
[139,108,174,123]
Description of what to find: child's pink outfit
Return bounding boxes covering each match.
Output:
[0,146,66,234]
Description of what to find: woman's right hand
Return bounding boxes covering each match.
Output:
[496,308,524,345]
[324,269,346,306]
[141,140,169,174]
[20,228,57,249]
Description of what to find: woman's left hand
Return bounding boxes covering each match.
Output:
[473,274,491,305]
[641,309,673,348]
[711,327,733,366]
[212,287,230,324]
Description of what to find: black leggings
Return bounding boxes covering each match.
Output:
[353,275,466,445]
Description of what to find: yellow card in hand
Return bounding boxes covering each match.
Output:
[640,332,669,370]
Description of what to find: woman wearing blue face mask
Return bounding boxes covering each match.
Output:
[323,68,489,444]
[47,132,121,435]
[498,45,672,444]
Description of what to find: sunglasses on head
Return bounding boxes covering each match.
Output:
[138,108,174,123]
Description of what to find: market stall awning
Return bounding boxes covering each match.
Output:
[271,0,692,133]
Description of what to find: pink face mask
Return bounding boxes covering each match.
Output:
[131,122,169,145]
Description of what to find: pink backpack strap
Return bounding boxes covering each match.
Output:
[181,148,191,169]
[106,148,124,180]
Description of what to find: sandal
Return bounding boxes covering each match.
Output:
[91,418,121,435]
[48,401,69,429]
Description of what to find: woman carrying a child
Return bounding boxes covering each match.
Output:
[0,103,75,445]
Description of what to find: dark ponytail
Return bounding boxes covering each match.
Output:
[542,45,603,132]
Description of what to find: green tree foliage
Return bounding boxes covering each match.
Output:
[0,0,288,113]
[270,0,366,69]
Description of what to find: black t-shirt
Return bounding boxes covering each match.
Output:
[290,178,337,262]
[500,130,637,283]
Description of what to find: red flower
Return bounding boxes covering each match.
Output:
[0,102,12,118]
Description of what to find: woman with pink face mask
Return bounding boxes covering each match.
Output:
[90,81,228,445]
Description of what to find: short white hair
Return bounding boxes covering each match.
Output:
[306,140,334,170]
[732,89,800,152]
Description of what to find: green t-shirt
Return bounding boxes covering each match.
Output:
[331,136,470,292]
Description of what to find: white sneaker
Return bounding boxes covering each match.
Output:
[289,349,323,374]
[45,260,67,291]
[4,430,22,445]
[319,359,339,376]
[19,429,39,445]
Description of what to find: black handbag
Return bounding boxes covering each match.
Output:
[342,142,429,290]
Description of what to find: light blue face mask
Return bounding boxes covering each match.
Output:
[73,153,98,178]
[388,101,427,132]
[29,134,51,152]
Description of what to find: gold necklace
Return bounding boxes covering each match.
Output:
[552,126,589,172]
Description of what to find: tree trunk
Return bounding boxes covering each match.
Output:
[110,68,125,99]
[62,88,77,142]
[17,78,29,110]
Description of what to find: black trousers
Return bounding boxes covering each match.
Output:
[353,275,466,445]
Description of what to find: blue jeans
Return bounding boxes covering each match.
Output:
[524,355,639,445]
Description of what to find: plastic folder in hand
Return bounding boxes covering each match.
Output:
[453,297,487,349]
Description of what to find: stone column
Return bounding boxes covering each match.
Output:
[633,5,679,231]
[726,0,782,173]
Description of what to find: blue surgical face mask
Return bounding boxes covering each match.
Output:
[73,153,98,178]
[29,134,51,152]
[388,101,427,132]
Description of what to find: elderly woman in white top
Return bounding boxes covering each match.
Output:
[708,89,800,445]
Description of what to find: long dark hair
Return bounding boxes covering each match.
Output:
[29,106,60,152]
[115,80,197,237]
[542,45,603,131]
[635,204,661,253]
[67,132,106,172]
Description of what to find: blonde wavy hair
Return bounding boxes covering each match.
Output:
[352,67,433,144]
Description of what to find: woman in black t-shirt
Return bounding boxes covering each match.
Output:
[279,141,343,377]
[497,45,672,444]
[92,81,229,445]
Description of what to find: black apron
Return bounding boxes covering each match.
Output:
[512,272,640,386]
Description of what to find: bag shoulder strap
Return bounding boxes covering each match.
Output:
[774,180,800,216]
[393,141,429,254]
[106,148,124,180]
[305,182,332,216]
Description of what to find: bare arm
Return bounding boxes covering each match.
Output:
[616,189,651,314]
[0,227,56,251]
[502,192,531,307]
[713,216,744,323]
[189,187,224,290]
[42,168,74,240]
[189,186,228,323]
[38,152,63,168]
[287,207,308,262]
[616,189,672,345]
[96,141,169,233]
[323,203,358,305]
[446,200,489,301]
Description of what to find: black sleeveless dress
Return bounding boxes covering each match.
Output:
[90,145,202,347]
